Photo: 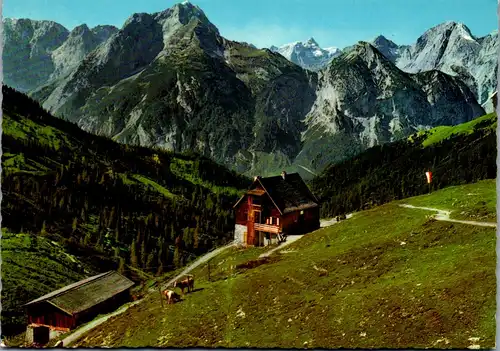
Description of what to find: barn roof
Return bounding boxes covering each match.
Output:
[24,271,134,315]
[234,172,319,214]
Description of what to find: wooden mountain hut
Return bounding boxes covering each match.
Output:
[233,171,320,246]
[24,271,134,345]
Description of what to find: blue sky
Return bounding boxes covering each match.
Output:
[4,0,498,49]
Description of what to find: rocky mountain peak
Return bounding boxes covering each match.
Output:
[345,41,388,62]
[49,22,118,82]
[305,37,319,46]
[123,12,155,29]
[271,38,341,71]
[4,17,34,31]
[372,35,397,48]
[91,25,119,42]
[371,35,401,62]
[69,24,91,37]
[415,21,475,49]
[154,0,212,27]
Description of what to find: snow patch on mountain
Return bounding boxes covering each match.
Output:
[270,38,341,71]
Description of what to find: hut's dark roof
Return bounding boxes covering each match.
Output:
[257,173,319,214]
[24,271,134,315]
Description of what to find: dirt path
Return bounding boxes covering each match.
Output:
[258,235,303,258]
[63,241,237,347]
[399,204,497,228]
[156,240,237,291]
[320,214,354,228]
[259,214,355,259]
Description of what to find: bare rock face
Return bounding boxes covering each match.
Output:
[3,19,69,92]
[297,42,485,171]
[280,22,497,111]
[3,18,118,92]
[51,24,111,80]
[380,22,498,111]
[30,2,316,177]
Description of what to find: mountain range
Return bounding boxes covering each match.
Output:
[274,22,498,110]
[3,18,119,92]
[269,38,341,71]
[3,2,493,178]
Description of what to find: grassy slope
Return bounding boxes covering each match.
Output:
[73,180,496,349]
[406,114,496,222]
[1,86,250,338]
[1,232,94,337]
[410,113,497,148]
[396,179,497,221]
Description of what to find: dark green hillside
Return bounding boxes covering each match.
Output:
[312,113,497,218]
[1,232,94,337]
[1,85,249,336]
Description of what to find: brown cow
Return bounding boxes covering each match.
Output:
[174,274,194,295]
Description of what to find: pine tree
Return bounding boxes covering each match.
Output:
[146,250,156,272]
[41,221,47,236]
[173,246,181,268]
[157,241,164,276]
[130,241,139,268]
[84,232,92,246]
[72,217,78,233]
[183,227,192,248]
[108,207,116,228]
[170,226,176,241]
[140,240,147,269]
[118,257,126,275]
[194,218,200,249]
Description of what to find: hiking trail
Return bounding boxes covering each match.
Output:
[399,204,497,228]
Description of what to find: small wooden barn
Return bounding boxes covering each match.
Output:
[233,171,320,246]
[24,271,134,345]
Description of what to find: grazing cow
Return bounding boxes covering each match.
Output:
[185,274,195,291]
[174,275,195,294]
[163,289,180,304]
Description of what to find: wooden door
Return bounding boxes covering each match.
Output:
[33,326,50,345]
[254,210,262,224]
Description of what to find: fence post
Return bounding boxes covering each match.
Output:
[158,280,164,308]
[208,259,211,282]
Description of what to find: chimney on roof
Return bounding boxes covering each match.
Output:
[281,171,287,180]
